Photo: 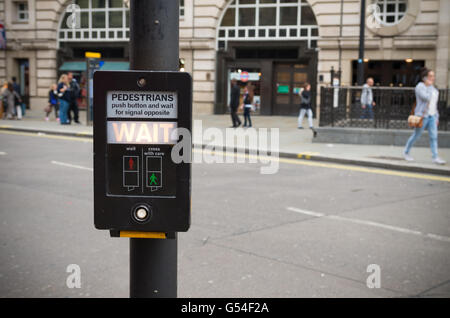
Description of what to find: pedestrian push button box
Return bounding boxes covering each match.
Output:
[93,71,192,233]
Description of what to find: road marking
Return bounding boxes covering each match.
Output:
[286,207,324,217]
[286,207,450,243]
[297,152,320,159]
[51,160,93,172]
[76,132,93,136]
[194,149,450,183]
[1,130,448,183]
[0,129,92,142]
[0,151,6,156]
[278,156,450,183]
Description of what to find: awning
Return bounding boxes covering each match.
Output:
[59,61,130,72]
[100,61,129,70]
[59,61,85,71]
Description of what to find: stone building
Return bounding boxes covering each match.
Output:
[0,0,448,116]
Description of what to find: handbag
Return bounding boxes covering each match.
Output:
[408,102,426,129]
[408,114,423,128]
[44,104,51,113]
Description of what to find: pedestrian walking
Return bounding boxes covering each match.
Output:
[1,82,22,120]
[361,77,376,119]
[403,68,446,165]
[46,83,59,121]
[242,84,254,128]
[57,74,71,125]
[12,77,25,117]
[1,81,8,118]
[297,83,317,137]
[67,72,81,124]
[12,77,20,94]
[230,79,242,128]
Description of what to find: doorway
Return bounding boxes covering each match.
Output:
[273,63,309,115]
[17,59,30,109]
[227,68,261,115]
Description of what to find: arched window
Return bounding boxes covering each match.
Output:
[58,0,129,44]
[374,0,407,26]
[58,0,186,44]
[217,0,318,50]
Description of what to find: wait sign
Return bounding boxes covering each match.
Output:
[94,71,192,234]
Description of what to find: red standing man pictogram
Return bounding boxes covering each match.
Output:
[129,157,134,170]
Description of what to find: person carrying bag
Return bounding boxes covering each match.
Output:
[408,102,424,128]
[403,68,446,165]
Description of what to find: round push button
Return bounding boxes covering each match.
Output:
[132,205,152,223]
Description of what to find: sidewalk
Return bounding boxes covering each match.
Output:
[1,109,449,176]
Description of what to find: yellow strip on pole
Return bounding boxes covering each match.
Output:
[119,231,167,239]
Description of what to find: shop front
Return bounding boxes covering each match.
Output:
[215,42,317,116]
[214,0,319,116]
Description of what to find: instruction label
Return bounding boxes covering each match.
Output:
[107,91,178,119]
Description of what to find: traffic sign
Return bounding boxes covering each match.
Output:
[94,71,192,233]
[85,51,101,59]
[240,71,249,82]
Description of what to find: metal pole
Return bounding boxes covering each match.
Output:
[86,59,90,125]
[129,0,179,298]
[357,0,366,85]
[330,66,335,86]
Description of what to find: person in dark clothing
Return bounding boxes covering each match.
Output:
[12,77,25,117]
[46,83,59,121]
[297,83,317,137]
[12,77,20,94]
[229,80,242,127]
[67,72,81,124]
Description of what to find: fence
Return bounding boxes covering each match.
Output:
[319,86,450,131]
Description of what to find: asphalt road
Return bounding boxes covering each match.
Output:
[0,130,449,298]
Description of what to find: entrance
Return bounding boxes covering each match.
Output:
[215,43,317,116]
[228,68,261,115]
[273,63,309,116]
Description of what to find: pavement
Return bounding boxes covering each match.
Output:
[1,130,449,297]
[1,108,449,176]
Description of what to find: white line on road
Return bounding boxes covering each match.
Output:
[286,206,450,243]
[286,207,324,217]
[0,151,6,155]
[51,160,93,172]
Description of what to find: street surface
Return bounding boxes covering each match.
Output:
[0,130,449,297]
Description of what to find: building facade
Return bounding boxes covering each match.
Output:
[0,0,449,115]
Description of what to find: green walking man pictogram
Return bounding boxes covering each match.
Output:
[149,173,158,186]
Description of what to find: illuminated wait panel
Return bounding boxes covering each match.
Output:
[107,121,178,144]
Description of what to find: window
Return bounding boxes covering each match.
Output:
[375,0,407,25]
[17,2,29,22]
[217,0,318,50]
[59,0,184,43]
[180,0,185,18]
[59,0,129,42]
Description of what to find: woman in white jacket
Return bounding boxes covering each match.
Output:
[403,68,446,165]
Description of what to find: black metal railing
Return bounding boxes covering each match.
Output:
[319,86,450,130]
